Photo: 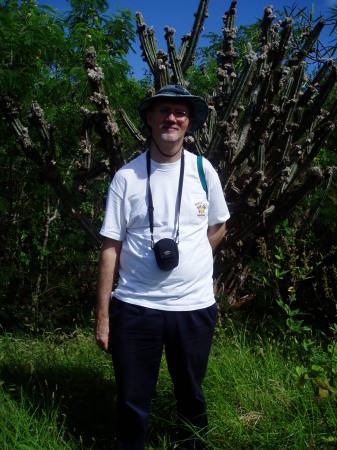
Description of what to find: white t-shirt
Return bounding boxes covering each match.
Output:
[100,150,230,311]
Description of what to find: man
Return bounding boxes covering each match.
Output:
[96,85,230,449]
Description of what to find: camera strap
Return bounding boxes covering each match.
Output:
[146,149,185,248]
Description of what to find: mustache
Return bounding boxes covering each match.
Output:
[161,124,179,130]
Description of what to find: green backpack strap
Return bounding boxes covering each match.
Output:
[197,155,208,200]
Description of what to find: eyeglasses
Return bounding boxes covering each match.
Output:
[153,107,190,120]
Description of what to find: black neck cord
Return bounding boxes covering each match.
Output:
[146,150,185,247]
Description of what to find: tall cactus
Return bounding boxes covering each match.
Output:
[124,1,337,304]
[1,1,336,307]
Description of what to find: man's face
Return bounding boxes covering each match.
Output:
[146,100,192,144]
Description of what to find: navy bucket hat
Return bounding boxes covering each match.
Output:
[139,84,209,133]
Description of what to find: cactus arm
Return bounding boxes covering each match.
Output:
[206,127,224,165]
[223,54,257,123]
[298,60,332,108]
[294,63,337,142]
[272,17,293,72]
[289,21,325,67]
[266,167,324,230]
[228,6,282,168]
[279,98,337,198]
[280,163,298,194]
[258,144,265,174]
[282,62,306,123]
[164,27,185,85]
[274,62,306,164]
[179,0,209,73]
[216,1,237,113]
[136,12,158,75]
[208,47,256,163]
[300,98,337,170]
[234,46,265,158]
[154,50,170,90]
[178,34,190,64]
[119,108,146,144]
[260,6,276,48]
[194,137,204,155]
[257,60,306,169]
[208,53,256,165]
[206,105,217,144]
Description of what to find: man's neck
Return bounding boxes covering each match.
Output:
[149,139,184,163]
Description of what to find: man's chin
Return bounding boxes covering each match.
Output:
[159,133,180,142]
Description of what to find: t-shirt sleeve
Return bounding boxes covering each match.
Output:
[99,171,126,241]
[204,159,230,226]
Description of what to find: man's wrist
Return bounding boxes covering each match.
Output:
[96,310,109,322]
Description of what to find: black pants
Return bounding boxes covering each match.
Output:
[109,298,217,450]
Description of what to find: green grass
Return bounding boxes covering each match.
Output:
[204,328,337,449]
[0,385,71,450]
[0,325,336,449]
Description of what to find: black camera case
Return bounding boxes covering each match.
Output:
[153,238,179,271]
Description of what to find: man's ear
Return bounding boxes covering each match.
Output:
[187,117,193,132]
[146,110,153,128]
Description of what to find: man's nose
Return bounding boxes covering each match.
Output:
[165,112,176,121]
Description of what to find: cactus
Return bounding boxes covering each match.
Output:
[1,1,336,306]
[127,1,337,305]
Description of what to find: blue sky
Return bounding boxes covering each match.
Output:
[38,0,335,78]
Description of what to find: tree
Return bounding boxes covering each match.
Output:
[0,0,139,329]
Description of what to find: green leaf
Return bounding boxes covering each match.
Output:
[318,387,329,399]
[311,365,324,374]
[328,385,337,394]
[322,437,337,443]
[295,366,307,376]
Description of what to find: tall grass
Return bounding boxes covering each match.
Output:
[0,386,71,449]
[0,325,336,449]
[205,326,336,449]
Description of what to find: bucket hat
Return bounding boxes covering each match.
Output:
[139,84,209,133]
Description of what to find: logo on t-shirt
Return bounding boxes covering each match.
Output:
[195,201,207,216]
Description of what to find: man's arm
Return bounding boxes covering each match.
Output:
[96,237,122,352]
[207,222,227,252]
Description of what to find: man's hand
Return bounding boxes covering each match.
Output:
[96,316,110,352]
